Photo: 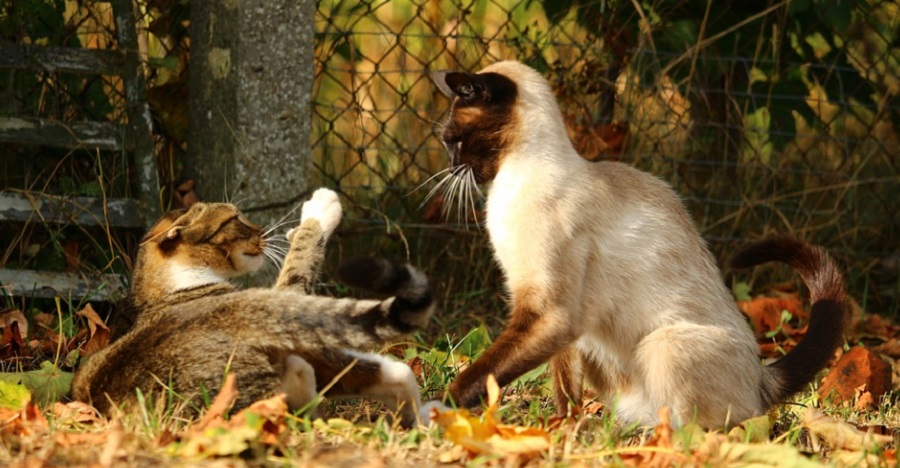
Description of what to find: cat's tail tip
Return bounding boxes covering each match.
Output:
[338,257,435,333]
[731,235,849,408]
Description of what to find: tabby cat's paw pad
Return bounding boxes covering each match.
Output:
[289,188,342,240]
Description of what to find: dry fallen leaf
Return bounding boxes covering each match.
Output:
[872,338,900,358]
[619,407,684,467]
[432,374,550,461]
[52,401,103,426]
[803,407,893,452]
[0,399,49,444]
[172,374,288,458]
[818,347,891,407]
[0,309,28,341]
[737,294,807,339]
[190,372,238,433]
[76,304,110,356]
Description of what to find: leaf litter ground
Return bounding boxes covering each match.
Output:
[0,282,898,466]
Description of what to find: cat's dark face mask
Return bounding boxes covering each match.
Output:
[432,70,518,184]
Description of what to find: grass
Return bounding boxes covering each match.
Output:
[1,202,898,466]
[3,305,898,466]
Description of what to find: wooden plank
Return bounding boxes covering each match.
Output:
[0,269,125,301]
[0,116,123,151]
[0,192,143,228]
[0,43,125,75]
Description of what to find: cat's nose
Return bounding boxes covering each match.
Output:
[441,139,456,166]
[443,139,461,166]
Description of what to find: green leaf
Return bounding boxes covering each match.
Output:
[539,0,575,21]
[455,324,493,358]
[0,381,32,409]
[788,0,812,14]
[511,363,550,390]
[660,20,698,50]
[0,361,74,406]
[728,414,773,443]
[147,56,181,71]
[822,0,852,32]
[733,282,753,301]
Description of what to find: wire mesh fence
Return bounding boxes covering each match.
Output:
[1,0,897,313]
[313,0,899,313]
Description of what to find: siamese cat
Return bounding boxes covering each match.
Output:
[73,189,434,427]
[428,60,848,427]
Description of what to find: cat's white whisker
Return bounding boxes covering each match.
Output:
[465,168,480,230]
[263,204,305,237]
[455,171,466,228]
[408,167,452,197]
[419,170,456,210]
[442,170,462,224]
[262,246,285,267]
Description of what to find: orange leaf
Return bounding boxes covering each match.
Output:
[737,295,807,338]
[0,400,48,441]
[0,309,28,340]
[620,407,684,467]
[819,347,891,406]
[432,374,550,460]
[226,394,288,445]
[76,304,110,355]
[190,373,238,433]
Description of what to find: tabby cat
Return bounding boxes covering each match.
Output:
[428,60,848,427]
[72,189,434,427]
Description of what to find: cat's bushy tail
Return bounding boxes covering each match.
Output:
[730,235,849,408]
[337,257,435,341]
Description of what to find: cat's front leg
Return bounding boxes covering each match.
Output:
[448,295,579,408]
[275,188,342,291]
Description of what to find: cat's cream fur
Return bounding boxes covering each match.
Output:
[429,61,848,427]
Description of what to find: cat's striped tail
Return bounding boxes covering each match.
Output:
[730,235,849,408]
[337,257,435,341]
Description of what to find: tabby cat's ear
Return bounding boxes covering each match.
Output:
[141,209,186,244]
[432,70,486,103]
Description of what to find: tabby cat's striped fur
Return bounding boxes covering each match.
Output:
[72,189,433,426]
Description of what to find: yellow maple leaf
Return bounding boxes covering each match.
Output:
[433,375,550,458]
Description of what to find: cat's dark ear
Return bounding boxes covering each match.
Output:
[432,70,486,103]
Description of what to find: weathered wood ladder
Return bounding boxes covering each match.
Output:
[0,0,158,301]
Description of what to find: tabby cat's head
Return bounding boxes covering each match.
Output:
[140,203,266,281]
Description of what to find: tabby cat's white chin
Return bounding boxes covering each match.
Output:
[167,263,229,291]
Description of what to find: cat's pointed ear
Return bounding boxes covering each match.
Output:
[432,70,485,103]
[141,209,187,245]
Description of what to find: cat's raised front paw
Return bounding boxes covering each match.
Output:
[288,188,342,241]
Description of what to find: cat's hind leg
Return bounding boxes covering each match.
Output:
[282,354,320,416]
[550,344,584,417]
[624,323,763,428]
[325,350,423,428]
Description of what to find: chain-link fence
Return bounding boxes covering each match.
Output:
[1,0,897,314]
[314,0,899,314]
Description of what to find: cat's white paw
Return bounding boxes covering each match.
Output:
[288,188,342,241]
[418,400,450,426]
